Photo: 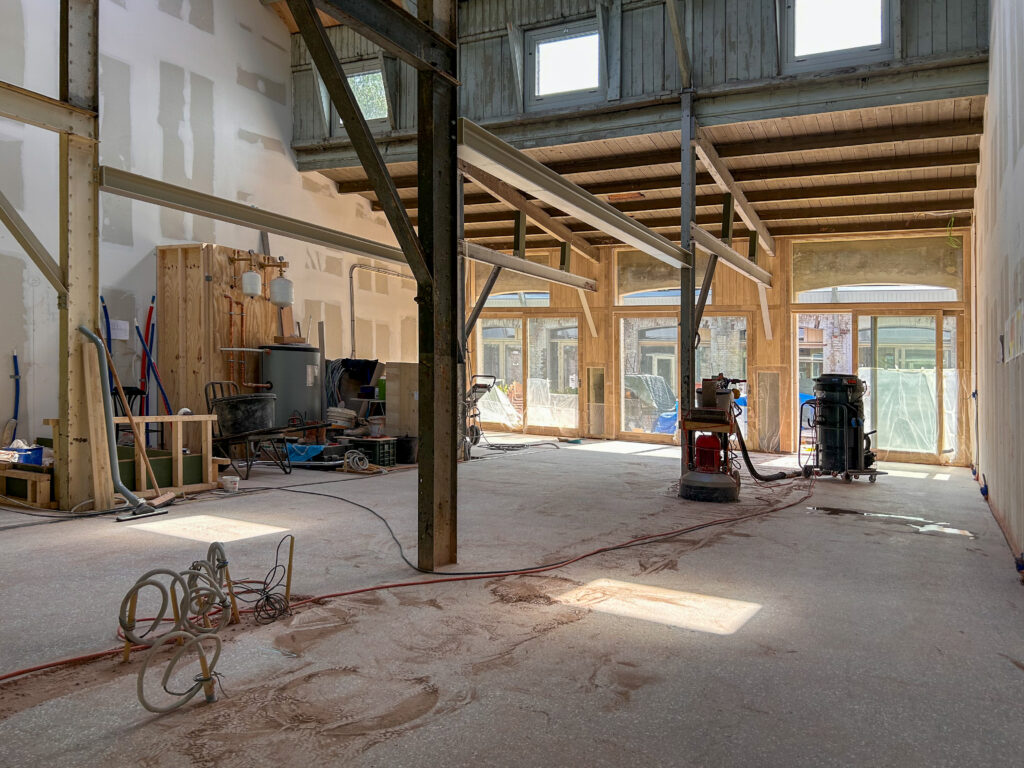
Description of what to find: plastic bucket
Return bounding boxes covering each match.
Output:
[10,446,43,464]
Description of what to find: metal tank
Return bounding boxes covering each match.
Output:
[260,344,322,426]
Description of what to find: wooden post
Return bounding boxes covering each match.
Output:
[122,592,137,663]
[171,420,184,489]
[202,419,214,484]
[223,565,241,625]
[81,344,115,511]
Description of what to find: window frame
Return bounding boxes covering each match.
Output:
[525,19,606,112]
[331,58,392,137]
[779,0,898,76]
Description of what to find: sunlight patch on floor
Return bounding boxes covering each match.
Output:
[555,578,761,635]
[125,514,288,542]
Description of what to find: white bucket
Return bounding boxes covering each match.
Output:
[220,475,240,492]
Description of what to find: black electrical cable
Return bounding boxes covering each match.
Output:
[230,534,295,624]
[276,482,813,577]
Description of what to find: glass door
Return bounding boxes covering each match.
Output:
[856,313,946,456]
[477,318,524,431]
[527,318,579,432]
[795,313,854,454]
[619,316,679,436]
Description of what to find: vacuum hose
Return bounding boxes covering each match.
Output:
[78,326,155,516]
[734,422,800,483]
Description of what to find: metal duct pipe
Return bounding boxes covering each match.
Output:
[78,326,154,515]
[348,264,416,357]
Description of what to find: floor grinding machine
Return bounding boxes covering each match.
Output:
[680,375,802,502]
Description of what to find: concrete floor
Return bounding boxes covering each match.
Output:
[1,439,1022,767]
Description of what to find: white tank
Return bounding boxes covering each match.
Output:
[269,276,294,308]
[241,269,262,298]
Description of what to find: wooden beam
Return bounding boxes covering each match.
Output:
[399,174,978,214]
[694,132,775,256]
[578,288,598,338]
[459,159,600,265]
[715,119,984,159]
[463,197,977,238]
[343,148,981,197]
[0,186,67,296]
[506,22,525,114]
[665,0,692,88]
[758,284,773,341]
[597,0,622,101]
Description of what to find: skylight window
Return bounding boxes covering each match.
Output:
[535,32,600,96]
[781,0,895,74]
[347,70,388,122]
[793,0,883,57]
[525,20,605,110]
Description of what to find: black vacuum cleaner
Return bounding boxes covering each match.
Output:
[799,373,885,483]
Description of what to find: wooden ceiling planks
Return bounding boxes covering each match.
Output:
[307,94,985,249]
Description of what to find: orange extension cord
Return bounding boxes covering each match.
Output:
[0,485,814,685]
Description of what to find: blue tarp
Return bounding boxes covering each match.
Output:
[286,443,325,462]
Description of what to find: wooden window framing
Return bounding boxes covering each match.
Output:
[524,18,607,112]
[778,0,899,75]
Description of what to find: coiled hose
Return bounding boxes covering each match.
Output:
[120,543,230,713]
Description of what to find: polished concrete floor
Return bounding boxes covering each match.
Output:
[1,439,1022,767]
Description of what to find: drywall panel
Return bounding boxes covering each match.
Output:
[974,0,1024,552]
[0,1,417,440]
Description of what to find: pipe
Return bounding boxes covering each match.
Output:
[77,326,154,515]
[11,350,19,441]
[100,296,114,391]
[349,264,416,356]
[134,323,173,415]
[734,422,800,483]
[223,294,236,383]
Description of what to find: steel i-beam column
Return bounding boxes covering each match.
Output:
[57,0,99,509]
[417,0,459,568]
[679,91,697,477]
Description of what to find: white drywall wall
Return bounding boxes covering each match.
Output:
[0,0,417,441]
[974,0,1024,552]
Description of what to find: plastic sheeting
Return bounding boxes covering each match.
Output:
[526,378,579,430]
[859,367,939,453]
[477,386,524,429]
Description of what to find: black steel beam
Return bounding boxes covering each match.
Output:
[313,0,457,83]
[288,0,432,287]
[415,0,459,570]
[679,93,696,477]
[464,265,501,339]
